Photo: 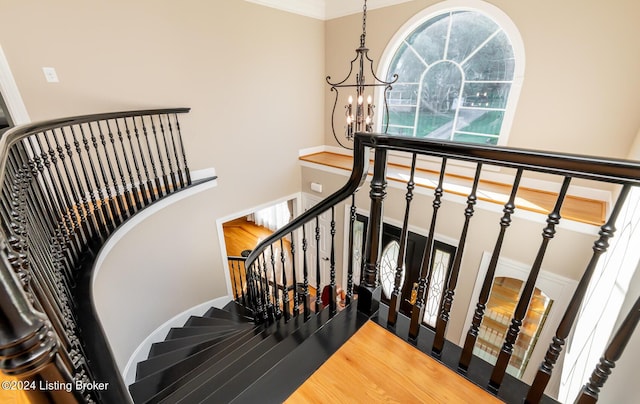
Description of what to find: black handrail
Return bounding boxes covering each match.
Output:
[243,131,640,403]
[0,108,199,403]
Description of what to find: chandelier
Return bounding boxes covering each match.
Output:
[327,0,398,149]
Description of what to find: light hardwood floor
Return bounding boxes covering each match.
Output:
[286,320,504,403]
[0,374,31,404]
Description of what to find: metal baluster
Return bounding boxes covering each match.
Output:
[432,163,482,356]
[97,121,129,220]
[229,259,240,301]
[41,131,84,251]
[79,124,114,234]
[157,115,178,191]
[261,254,272,323]
[315,216,322,313]
[57,127,95,241]
[359,148,388,315]
[329,206,337,316]
[409,157,446,340]
[459,169,522,372]
[302,224,311,320]
[248,260,263,322]
[24,137,75,268]
[280,239,290,322]
[130,117,155,204]
[270,245,282,319]
[388,154,417,327]
[238,259,247,307]
[574,295,640,404]
[526,184,632,403]
[150,115,170,195]
[489,176,572,393]
[165,114,184,188]
[290,231,299,317]
[113,119,142,211]
[122,118,149,206]
[346,194,356,305]
[104,120,136,217]
[70,125,106,240]
[140,116,162,200]
[88,122,123,227]
[173,113,191,185]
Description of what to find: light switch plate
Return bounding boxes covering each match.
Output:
[42,67,59,83]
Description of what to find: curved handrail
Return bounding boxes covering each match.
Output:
[0,108,193,403]
[244,135,371,269]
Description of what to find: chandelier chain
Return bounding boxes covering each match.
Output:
[360,0,367,47]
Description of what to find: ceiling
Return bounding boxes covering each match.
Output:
[244,0,414,20]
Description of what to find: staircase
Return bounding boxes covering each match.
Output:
[128,301,368,403]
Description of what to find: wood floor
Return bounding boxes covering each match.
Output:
[286,320,504,404]
[300,151,606,226]
[0,374,31,404]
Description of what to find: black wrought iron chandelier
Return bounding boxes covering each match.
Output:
[327,0,398,149]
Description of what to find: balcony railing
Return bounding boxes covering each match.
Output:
[0,108,199,403]
[244,132,640,403]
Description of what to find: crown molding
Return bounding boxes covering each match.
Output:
[244,0,327,20]
[244,0,414,20]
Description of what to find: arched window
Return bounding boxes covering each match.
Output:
[379,1,524,146]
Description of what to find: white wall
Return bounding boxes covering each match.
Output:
[92,181,226,370]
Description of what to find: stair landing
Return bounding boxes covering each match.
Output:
[286,320,504,403]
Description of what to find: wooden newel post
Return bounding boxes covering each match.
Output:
[358,148,387,316]
[0,252,76,403]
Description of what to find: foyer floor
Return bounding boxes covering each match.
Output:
[286,320,504,403]
[0,374,30,404]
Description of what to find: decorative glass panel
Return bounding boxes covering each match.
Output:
[380,241,403,299]
[473,277,553,378]
[422,248,453,327]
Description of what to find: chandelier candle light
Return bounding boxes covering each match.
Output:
[327,0,398,148]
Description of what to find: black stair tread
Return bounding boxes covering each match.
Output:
[198,309,338,404]
[144,314,308,404]
[184,315,247,327]
[230,304,368,404]
[135,328,255,380]
[203,306,253,322]
[148,331,241,357]
[222,300,255,319]
[165,326,242,340]
[130,326,267,402]
[162,311,332,404]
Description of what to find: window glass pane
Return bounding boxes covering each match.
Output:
[453,132,498,145]
[422,62,463,114]
[463,30,515,81]
[456,109,505,135]
[387,42,426,83]
[405,13,450,65]
[462,83,511,109]
[388,83,419,107]
[387,124,415,137]
[447,11,499,63]
[417,112,454,139]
